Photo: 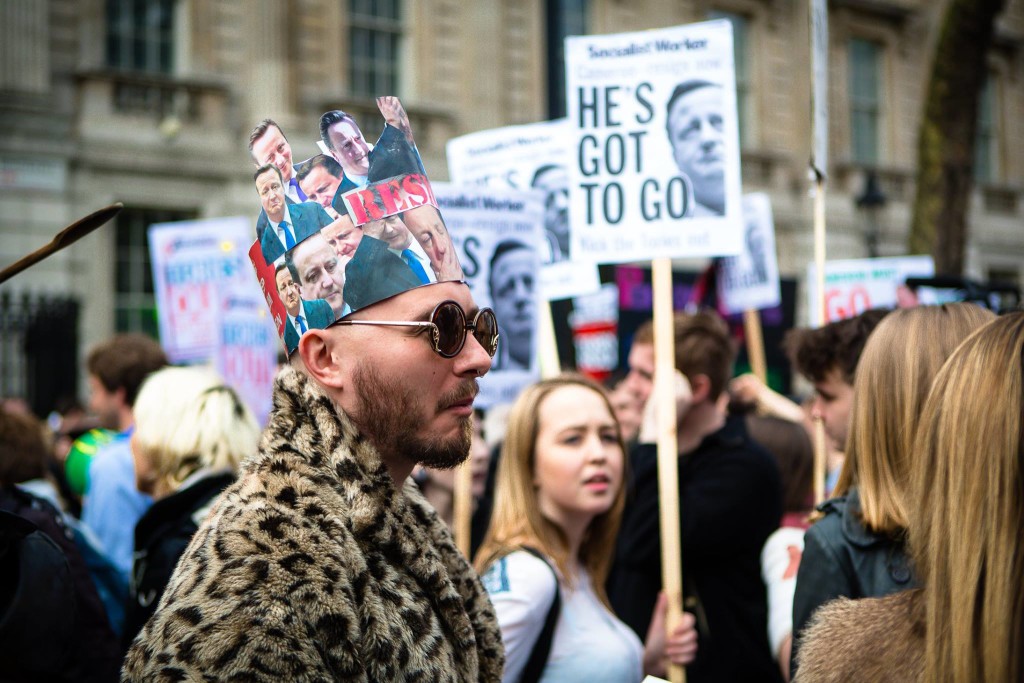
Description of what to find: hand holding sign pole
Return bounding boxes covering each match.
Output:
[653,258,686,683]
[567,21,744,683]
[743,309,768,383]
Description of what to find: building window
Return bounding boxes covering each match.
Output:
[0,293,80,417]
[115,207,194,338]
[848,38,883,165]
[988,266,1019,286]
[106,0,175,73]
[349,0,402,97]
[975,74,998,183]
[987,266,1020,311]
[709,11,751,147]
[545,0,588,119]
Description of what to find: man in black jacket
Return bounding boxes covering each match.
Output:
[0,410,121,681]
[610,312,783,683]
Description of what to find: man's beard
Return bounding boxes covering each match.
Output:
[350,364,476,470]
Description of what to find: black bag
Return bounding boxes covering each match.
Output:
[518,546,561,683]
[0,510,76,678]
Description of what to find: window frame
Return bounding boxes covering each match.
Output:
[348,0,404,98]
[105,0,176,74]
[847,37,884,166]
[114,207,195,338]
[974,72,999,184]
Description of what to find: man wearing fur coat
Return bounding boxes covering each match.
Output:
[122,278,505,682]
[123,98,504,682]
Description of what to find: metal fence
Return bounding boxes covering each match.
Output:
[0,291,80,417]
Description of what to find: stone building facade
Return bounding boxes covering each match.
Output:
[1,0,1021,407]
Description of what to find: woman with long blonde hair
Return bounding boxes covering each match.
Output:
[475,375,696,682]
[793,311,1024,682]
[910,311,1024,681]
[790,303,994,672]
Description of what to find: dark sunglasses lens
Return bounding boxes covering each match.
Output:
[475,309,499,358]
[432,302,467,356]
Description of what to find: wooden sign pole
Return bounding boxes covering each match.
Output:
[742,309,767,384]
[652,257,686,683]
[813,414,828,507]
[810,0,830,506]
[539,300,561,379]
[0,203,122,284]
[812,176,828,505]
[453,459,473,557]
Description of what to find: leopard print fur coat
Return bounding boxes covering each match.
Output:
[122,367,505,682]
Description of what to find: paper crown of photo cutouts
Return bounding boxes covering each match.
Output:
[248,97,465,354]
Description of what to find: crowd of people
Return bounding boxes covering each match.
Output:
[2,290,1022,681]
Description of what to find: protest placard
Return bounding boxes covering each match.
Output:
[447,120,601,300]
[214,290,277,425]
[148,217,254,363]
[564,19,743,263]
[717,193,781,314]
[569,283,620,382]
[566,24,744,679]
[806,255,935,325]
[433,183,543,407]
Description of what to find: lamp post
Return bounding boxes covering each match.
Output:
[855,171,887,258]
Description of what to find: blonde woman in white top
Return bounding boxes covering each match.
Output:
[475,375,697,682]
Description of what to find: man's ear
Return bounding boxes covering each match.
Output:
[297,329,346,391]
[689,374,713,404]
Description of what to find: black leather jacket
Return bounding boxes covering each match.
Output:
[124,471,235,647]
[790,488,916,674]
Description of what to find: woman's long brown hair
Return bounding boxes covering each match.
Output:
[910,312,1024,682]
[473,374,627,607]
[830,303,994,534]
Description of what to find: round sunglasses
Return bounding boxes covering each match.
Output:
[336,300,499,359]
